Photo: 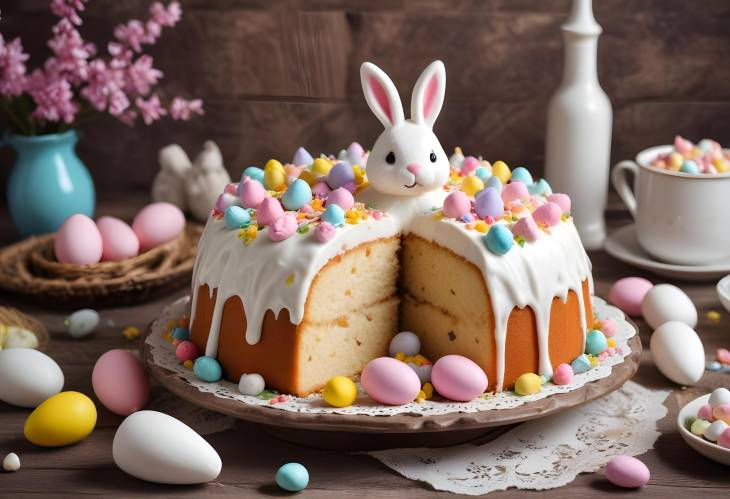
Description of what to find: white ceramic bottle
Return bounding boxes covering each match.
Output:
[545,0,612,250]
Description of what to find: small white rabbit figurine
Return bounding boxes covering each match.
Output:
[152,144,193,210]
[185,141,231,222]
[357,60,450,225]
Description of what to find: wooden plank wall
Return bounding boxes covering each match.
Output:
[2,0,730,200]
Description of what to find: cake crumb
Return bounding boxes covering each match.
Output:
[448,331,456,341]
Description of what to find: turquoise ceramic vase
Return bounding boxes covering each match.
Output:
[6,130,95,236]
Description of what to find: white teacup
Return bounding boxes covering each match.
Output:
[611,145,730,266]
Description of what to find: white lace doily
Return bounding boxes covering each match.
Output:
[368,381,668,495]
[145,296,635,416]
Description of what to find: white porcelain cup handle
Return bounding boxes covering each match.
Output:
[611,160,639,219]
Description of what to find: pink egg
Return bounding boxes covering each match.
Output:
[460,156,480,175]
[443,191,471,219]
[719,428,730,449]
[54,213,103,265]
[605,455,650,488]
[224,183,238,195]
[552,363,574,385]
[547,193,571,214]
[718,348,730,365]
[698,404,715,421]
[96,216,140,262]
[713,404,730,424]
[511,215,540,242]
[600,318,616,337]
[431,355,488,402]
[175,340,199,362]
[132,202,185,251]
[239,177,266,209]
[532,201,562,226]
[501,181,529,203]
[361,357,421,405]
[608,277,653,316]
[215,192,239,213]
[92,349,150,416]
[268,213,298,242]
[312,181,331,199]
[326,187,355,210]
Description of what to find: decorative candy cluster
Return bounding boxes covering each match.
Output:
[211,143,386,246]
[685,387,730,449]
[441,148,572,256]
[651,135,730,174]
[707,347,730,374]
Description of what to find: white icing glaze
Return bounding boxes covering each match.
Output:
[407,214,593,390]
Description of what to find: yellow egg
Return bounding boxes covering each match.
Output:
[492,161,511,184]
[669,152,684,170]
[461,176,484,197]
[322,375,357,408]
[298,169,318,186]
[263,159,287,191]
[311,158,333,176]
[713,158,730,173]
[514,373,542,396]
[24,391,97,447]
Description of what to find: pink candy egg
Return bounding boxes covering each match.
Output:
[255,197,284,225]
[547,193,571,214]
[443,191,471,219]
[326,187,355,210]
[92,349,150,416]
[361,357,421,405]
[532,201,562,226]
[599,318,616,337]
[719,428,730,449]
[215,192,239,213]
[132,202,185,251]
[175,340,199,362]
[552,363,574,385]
[431,355,488,402]
[713,404,730,424]
[698,403,715,421]
[54,214,103,265]
[96,216,140,262]
[460,156,480,175]
[605,455,650,488]
[268,213,298,242]
[239,177,266,209]
[608,277,653,316]
[312,181,331,199]
[501,181,529,203]
[511,215,540,242]
[718,348,730,365]
[315,222,336,243]
[224,183,238,195]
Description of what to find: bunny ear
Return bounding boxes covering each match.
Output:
[410,60,446,129]
[360,62,405,128]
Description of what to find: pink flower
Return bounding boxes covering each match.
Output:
[124,55,162,96]
[47,19,94,84]
[150,1,182,27]
[0,36,29,97]
[28,71,77,123]
[169,97,204,120]
[114,19,147,52]
[51,0,87,26]
[135,94,166,124]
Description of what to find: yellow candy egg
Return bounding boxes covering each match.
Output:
[669,152,683,170]
[24,391,97,447]
[492,161,511,184]
[713,158,730,173]
[263,159,287,191]
[514,373,542,396]
[298,169,318,186]
[322,375,357,408]
[461,176,484,197]
[311,158,333,176]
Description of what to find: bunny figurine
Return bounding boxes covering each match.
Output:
[152,144,193,211]
[357,61,450,225]
[185,141,232,222]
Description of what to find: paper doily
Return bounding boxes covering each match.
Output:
[145,296,636,417]
[367,381,669,495]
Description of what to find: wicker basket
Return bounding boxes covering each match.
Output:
[0,306,49,350]
[0,224,202,308]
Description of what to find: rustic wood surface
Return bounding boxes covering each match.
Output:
[2,0,730,203]
[1,197,730,497]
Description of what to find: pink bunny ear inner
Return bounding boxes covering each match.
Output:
[368,75,394,124]
[411,60,446,128]
[421,74,440,122]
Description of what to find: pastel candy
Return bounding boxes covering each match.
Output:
[552,363,574,385]
[475,187,503,219]
[514,373,542,395]
[281,179,312,210]
[474,166,492,181]
[533,202,562,226]
[239,177,266,209]
[713,403,730,424]
[605,455,650,488]
[697,403,714,421]
[326,187,355,210]
[263,159,287,191]
[215,193,238,213]
[224,183,238,195]
[241,166,264,185]
[680,160,699,174]
[608,277,653,316]
[284,164,305,180]
[346,142,365,166]
[528,178,552,196]
[389,331,421,357]
[719,428,730,449]
[322,204,345,226]
[484,224,513,255]
[674,135,693,154]
[224,206,251,229]
[510,167,533,186]
[256,197,284,225]
[571,354,591,373]
[492,161,511,183]
[292,147,314,166]
[314,222,336,242]
[327,162,355,190]
[460,156,480,175]
[175,341,199,362]
[718,349,730,365]
[311,181,331,199]
[709,387,730,407]
[705,420,728,442]
[449,147,464,168]
[585,330,608,355]
[361,357,421,405]
[511,216,539,242]
[431,355,488,402]
[486,175,503,192]
[600,318,616,337]
[193,356,222,382]
[691,419,711,436]
[267,213,298,242]
[443,191,471,219]
[461,176,484,197]
[500,181,529,203]
[311,158,333,176]
[547,193,571,214]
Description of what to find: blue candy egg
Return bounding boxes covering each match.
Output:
[193,356,222,382]
[681,160,699,174]
[484,224,513,255]
[475,187,503,219]
[242,166,265,185]
[322,204,345,226]
[510,167,534,186]
[708,361,722,372]
[292,146,314,166]
[486,175,503,192]
[224,206,251,230]
[327,162,355,190]
[474,166,492,182]
[528,178,552,196]
[282,179,312,210]
[571,354,592,374]
[585,330,608,355]
[172,326,190,341]
[276,462,309,492]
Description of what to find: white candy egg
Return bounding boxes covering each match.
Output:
[0,348,64,407]
[389,331,421,357]
[649,321,704,386]
[2,453,20,472]
[705,420,729,442]
[709,387,730,408]
[66,309,100,339]
[641,284,697,329]
[238,373,265,396]
[113,410,222,484]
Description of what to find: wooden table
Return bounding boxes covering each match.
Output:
[1,199,730,498]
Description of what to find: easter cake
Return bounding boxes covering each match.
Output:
[188,61,594,397]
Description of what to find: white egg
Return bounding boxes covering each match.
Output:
[113,410,222,484]
[238,373,265,396]
[2,453,20,472]
[389,331,421,357]
[641,284,697,329]
[649,321,704,386]
[66,309,100,339]
[710,387,730,407]
[0,348,64,408]
[705,420,729,442]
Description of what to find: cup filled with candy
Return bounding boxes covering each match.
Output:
[650,136,730,175]
[678,387,730,465]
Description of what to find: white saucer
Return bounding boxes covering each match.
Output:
[604,224,730,281]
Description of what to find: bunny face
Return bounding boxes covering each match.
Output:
[361,61,450,196]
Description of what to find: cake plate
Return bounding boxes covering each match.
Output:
[141,297,642,450]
